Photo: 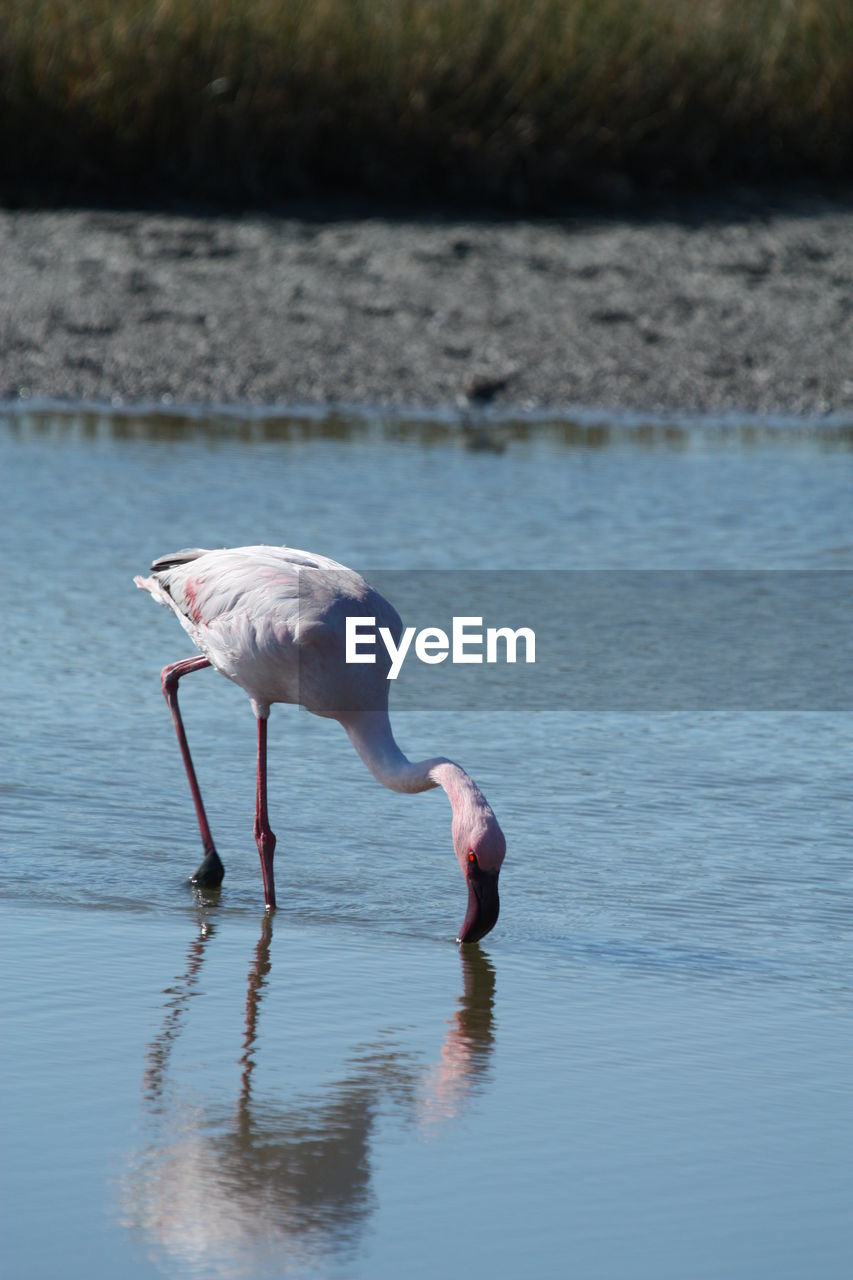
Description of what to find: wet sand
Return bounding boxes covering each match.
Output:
[2,197,852,416]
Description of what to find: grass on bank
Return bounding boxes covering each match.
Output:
[2,0,852,206]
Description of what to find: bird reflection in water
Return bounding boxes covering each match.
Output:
[122,915,497,1278]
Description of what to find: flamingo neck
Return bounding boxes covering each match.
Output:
[342,711,483,809]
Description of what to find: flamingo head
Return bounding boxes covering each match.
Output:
[453,812,505,945]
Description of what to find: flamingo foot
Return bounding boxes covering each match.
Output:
[190,848,225,888]
[254,828,277,912]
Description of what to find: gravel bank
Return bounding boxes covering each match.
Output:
[2,200,852,417]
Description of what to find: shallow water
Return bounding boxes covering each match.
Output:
[2,409,853,1279]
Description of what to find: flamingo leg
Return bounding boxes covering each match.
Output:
[160,656,225,887]
[253,715,277,910]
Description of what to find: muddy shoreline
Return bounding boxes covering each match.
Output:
[2,198,852,418]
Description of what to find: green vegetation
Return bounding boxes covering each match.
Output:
[2,0,852,205]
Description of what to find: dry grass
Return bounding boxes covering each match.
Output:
[2,0,852,205]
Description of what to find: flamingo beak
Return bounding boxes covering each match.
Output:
[457,864,500,944]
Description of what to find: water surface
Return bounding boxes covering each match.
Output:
[2,410,852,1279]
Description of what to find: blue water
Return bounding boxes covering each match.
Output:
[2,410,852,1279]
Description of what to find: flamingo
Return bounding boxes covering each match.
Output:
[134,545,505,942]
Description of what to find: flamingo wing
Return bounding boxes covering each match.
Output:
[134,544,400,715]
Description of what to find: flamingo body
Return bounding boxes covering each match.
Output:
[135,545,505,942]
[135,545,402,719]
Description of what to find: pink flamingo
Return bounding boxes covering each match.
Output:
[134,545,505,942]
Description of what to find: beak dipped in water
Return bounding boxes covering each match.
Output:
[457,858,500,944]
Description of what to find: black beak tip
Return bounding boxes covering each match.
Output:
[457,870,500,945]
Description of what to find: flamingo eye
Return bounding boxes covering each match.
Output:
[468,851,476,865]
